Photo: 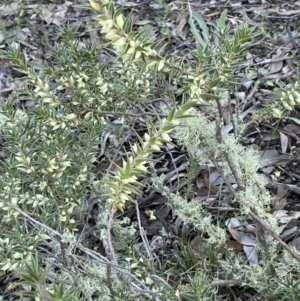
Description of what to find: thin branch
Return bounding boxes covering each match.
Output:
[135,200,153,266]
[206,206,238,212]
[14,206,177,298]
[224,154,245,191]
[208,145,300,263]
[210,279,243,287]
[13,206,61,238]
[150,274,171,289]
[67,266,93,301]
[106,264,114,296]
[59,240,93,301]
[107,207,118,265]
[214,98,244,191]
[75,245,151,291]
[80,106,167,118]
[249,209,300,262]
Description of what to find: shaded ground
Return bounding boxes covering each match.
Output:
[1,0,300,300]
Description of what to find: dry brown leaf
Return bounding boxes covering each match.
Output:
[269,48,284,74]
[284,123,300,135]
[275,125,299,140]
[138,7,156,20]
[52,10,68,26]
[176,10,189,41]
[19,40,38,50]
[272,197,287,211]
[240,232,258,264]
[240,8,263,26]
[268,8,300,16]
[278,131,289,153]
[204,10,221,18]
[291,237,300,250]
[134,19,153,26]
[168,172,186,182]
[274,210,300,224]
[263,72,282,80]
[0,2,19,16]
[261,131,280,142]
[40,5,56,25]
[117,1,140,7]
[228,228,241,242]
[258,149,292,167]
[285,59,296,72]
[284,218,300,230]
[279,226,299,242]
[189,235,211,253]
[244,223,256,235]
[189,1,203,8]
[223,240,243,254]
[203,171,219,194]
[40,2,72,26]
[272,184,288,210]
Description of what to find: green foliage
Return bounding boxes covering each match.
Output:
[179,269,217,301]
[153,180,227,245]
[182,155,199,196]
[15,252,81,300]
[0,0,299,300]
[172,237,200,273]
[253,77,300,121]
[273,274,300,301]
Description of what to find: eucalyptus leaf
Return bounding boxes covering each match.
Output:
[287,117,300,125]
[217,9,227,30]
[188,10,209,49]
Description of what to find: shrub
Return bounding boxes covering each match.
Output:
[0,0,299,300]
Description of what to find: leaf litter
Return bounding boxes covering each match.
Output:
[1,0,300,299]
